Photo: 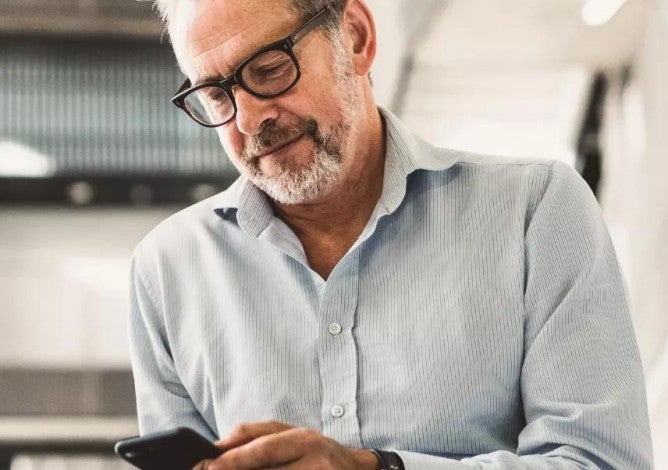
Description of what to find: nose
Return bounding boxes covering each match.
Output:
[233,88,280,136]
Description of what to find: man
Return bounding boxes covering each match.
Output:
[128,0,654,468]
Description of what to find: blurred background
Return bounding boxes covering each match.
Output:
[0,0,666,468]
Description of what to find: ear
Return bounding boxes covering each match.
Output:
[342,0,377,77]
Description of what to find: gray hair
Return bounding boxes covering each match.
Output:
[154,0,347,39]
[289,0,347,37]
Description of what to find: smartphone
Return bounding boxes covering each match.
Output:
[114,427,223,470]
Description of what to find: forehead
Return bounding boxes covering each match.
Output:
[175,0,301,81]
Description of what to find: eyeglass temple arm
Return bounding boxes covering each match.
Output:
[290,8,330,45]
[173,79,193,102]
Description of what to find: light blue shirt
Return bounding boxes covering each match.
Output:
[129,109,653,469]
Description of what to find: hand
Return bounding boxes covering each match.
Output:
[192,420,379,470]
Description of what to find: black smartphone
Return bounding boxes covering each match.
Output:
[114,427,223,470]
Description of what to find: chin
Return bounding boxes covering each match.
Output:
[247,147,343,205]
[256,179,330,205]
[251,167,339,205]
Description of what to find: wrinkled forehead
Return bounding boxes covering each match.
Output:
[171,0,300,80]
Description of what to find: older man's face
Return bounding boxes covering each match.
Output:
[174,0,359,204]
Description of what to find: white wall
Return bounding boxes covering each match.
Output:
[366,0,407,108]
[0,208,174,368]
[599,1,668,464]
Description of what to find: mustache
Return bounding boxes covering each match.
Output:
[242,118,318,161]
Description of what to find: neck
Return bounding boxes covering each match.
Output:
[272,106,386,239]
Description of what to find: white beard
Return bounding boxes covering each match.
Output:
[249,145,343,205]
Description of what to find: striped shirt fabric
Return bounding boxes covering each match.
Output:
[129,108,654,469]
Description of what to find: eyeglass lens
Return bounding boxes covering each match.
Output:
[183,49,299,126]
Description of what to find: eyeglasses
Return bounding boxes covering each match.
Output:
[171,7,332,128]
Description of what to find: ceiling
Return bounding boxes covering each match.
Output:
[368,0,649,162]
[419,0,648,69]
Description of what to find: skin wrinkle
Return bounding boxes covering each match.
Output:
[189,23,317,86]
[188,28,252,84]
[186,7,298,84]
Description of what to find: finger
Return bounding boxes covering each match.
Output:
[191,459,215,470]
[216,421,295,451]
[218,427,320,469]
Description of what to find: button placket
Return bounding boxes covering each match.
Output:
[315,251,363,447]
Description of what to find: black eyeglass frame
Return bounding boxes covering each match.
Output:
[171,7,332,128]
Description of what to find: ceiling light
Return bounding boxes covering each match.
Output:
[0,141,55,177]
[582,0,627,26]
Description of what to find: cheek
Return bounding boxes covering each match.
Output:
[215,127,244,161]
[299,80,348,125]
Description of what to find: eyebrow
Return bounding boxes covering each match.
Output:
[192,55,238,86]
[193,73,227,86]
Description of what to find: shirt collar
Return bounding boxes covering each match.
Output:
[379,107,459,215]
[212,106,459,232]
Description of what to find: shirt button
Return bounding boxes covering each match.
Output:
[330,405,345,418]
[328,322,343,336]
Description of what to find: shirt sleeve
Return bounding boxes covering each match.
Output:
[396,162,654,469]
[128,253,217,440]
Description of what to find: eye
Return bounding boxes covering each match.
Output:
[255,59,292,78]
[198,87,228,103]
[245,51,295,83]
